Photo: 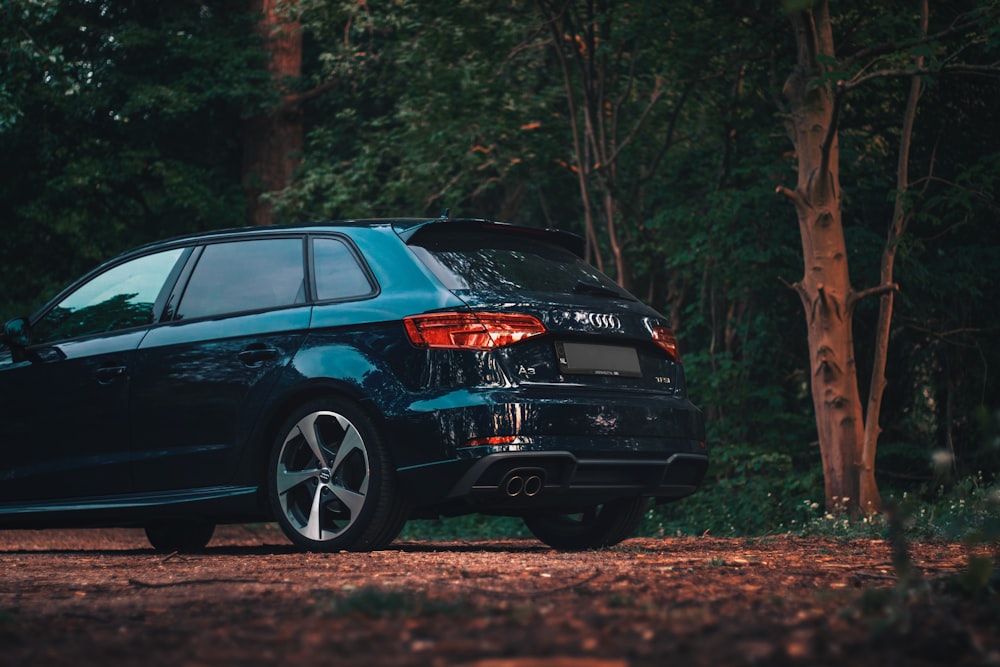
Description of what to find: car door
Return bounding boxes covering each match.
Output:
[0,248,187,502]
[128,236,311,492]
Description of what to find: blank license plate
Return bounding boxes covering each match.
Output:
[555,342,642,378]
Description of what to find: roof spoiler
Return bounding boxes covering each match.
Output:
[394,218,586,259]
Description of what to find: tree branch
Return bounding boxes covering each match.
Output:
[849,283,898,306]
[841,63,1000,92]
[500,28,552,75]
[279,77,340,110]
[909,175,1000,215]
[841,7,1000,70]
[639,80,695,186]
[775,185,805,209]
[901,322,1000,341]
[602,76,662,169]
[778,276,810,310]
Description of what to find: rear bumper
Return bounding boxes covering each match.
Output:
[396,443,708,511]
[452,449,707,499]
[385,385,707,511]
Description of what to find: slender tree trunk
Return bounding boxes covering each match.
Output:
[541,1,601,270]
[537,0,653,287]
[244,0,303,227]
[860,1,928,513]
[779,1,866,514]
[602,189,629,289]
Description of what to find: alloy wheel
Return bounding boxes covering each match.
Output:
[273,409,371,543]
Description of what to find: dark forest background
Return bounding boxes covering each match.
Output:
[2,0,998,534]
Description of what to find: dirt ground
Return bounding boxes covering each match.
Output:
[0,525,996,667]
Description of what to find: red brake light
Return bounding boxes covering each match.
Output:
[651,326,681,362]
[404,312,546,350]
[462,435,519,448]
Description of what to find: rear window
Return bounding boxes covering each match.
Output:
[408,228,631,298]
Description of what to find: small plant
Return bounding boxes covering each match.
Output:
[864,465,999,646]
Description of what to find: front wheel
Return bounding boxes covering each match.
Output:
[524,497,650,550]
[268,398,407,552]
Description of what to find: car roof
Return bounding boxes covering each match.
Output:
[127,217,586,258]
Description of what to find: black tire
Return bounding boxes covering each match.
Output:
[524,497,650,550]
[267,397,408,552]
[144,520,216,552]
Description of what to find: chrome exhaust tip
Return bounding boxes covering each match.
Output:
[504,475,524,497]
[523,474,543,497]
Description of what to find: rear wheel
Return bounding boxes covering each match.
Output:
[524,497,649,550]
[144,520,215,552]
[268,397,407,552]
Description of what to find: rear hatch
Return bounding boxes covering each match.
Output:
[401,221,685,396]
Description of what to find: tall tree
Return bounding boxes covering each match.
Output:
[244,0,303,226]
[778,0,1000,514]
[534,0,690,286]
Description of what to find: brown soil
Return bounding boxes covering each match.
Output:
[0,526,996,666]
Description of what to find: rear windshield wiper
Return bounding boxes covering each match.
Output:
[572,280,635,301]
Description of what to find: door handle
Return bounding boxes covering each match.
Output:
[238,345,279,367]
[95,365,127,383]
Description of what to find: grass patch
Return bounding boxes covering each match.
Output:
[391,472,998,546]
[399,514,530,541]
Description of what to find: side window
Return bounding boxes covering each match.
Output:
[313,237,375,301]
[176,238,305,320]
[32,248,185,344]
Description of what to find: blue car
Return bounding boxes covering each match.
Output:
[0,217,706,551]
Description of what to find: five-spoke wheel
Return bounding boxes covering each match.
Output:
[268,398,407,552]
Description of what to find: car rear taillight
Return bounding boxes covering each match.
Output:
[462,435,519,448]
[651,325,681,363]
[404,312,546,350]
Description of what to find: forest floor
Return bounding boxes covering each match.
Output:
[0,525,996,667]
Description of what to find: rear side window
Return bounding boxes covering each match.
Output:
[408,228,630,297]
[176,238,305,320]
[313,237,375,301]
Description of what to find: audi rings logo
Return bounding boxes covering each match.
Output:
[585,313,623,330]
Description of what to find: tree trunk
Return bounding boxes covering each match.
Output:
[779,1,867,514]
[859,0,928,514]
[244,0,303,227]
[537,0,665,288]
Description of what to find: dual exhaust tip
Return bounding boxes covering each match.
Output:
[503,469,545,498]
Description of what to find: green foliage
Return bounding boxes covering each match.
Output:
[400,514,530,541]
[916,480,1000,594]
[274,1,570,224]
[1,1,269,316]
[641,442,825,537]
[897,473,1000,542]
